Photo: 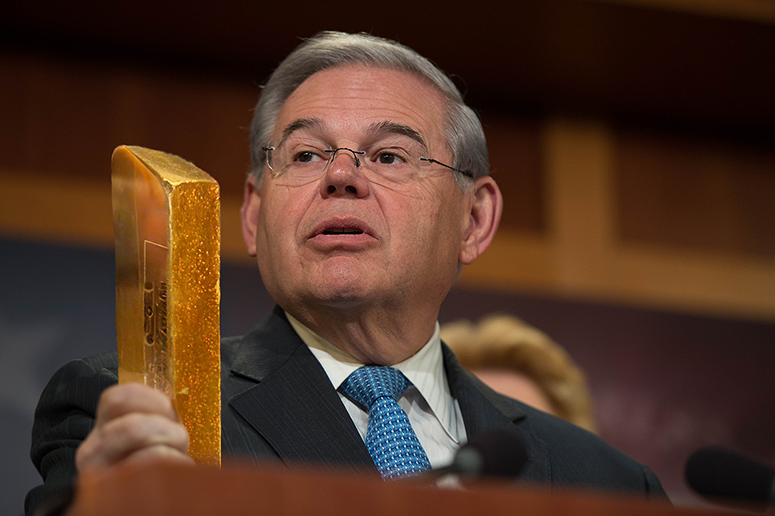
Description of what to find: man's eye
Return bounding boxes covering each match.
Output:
[377,152,400,165]
[295,151,320,163]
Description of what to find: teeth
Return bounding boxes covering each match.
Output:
[324,227,363,234]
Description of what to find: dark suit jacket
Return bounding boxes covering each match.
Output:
[26,305,666,515]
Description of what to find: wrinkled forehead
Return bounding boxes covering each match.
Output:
[273,65,450,148]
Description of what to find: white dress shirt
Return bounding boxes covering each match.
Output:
[286,312,467,469]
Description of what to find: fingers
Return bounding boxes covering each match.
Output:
[120,443,196,469]
[76,383,194,473]
[95,383,178,423]
[77,412,191,470]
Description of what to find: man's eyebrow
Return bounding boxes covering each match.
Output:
[368,121,427,151]
[278,117,324,146]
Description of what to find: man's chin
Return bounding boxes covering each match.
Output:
[309,285,373,311]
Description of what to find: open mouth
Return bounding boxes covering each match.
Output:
[310,218,372,241]
[322,227,364,235]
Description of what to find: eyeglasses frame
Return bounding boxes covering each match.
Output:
[261,145,474,180]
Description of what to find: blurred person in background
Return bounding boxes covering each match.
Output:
[441,314,597,434]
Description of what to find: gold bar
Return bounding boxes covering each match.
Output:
[111,145,221,467]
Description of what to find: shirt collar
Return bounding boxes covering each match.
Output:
[285,311,458,441]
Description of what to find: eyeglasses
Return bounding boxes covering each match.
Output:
[262,136,472,185]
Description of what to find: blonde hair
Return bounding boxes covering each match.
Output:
[440,314,598,434]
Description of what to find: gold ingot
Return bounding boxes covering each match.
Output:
[111,146,221,467]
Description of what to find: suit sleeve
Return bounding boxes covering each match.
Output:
[641,463,670,500]
[25,353,118,516]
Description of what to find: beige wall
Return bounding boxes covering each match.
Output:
[465,117,775,322]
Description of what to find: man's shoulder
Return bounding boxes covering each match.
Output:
[65,332,249,375]
[221,334,245,364]
[517,401,625,466]
[220,305,299,368]
[509,395,665,496]
[45,351,120,387]
[76,350,120,371]
[60,307,292,385]
[458,367,666,497]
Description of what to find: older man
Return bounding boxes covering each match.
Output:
[26,32,665,516]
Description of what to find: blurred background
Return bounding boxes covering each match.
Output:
[2,0,774,513]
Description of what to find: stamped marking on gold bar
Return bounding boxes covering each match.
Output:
[111,145,221,467]
[143,240,172,396]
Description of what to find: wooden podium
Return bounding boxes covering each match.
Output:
[67,462,724,516]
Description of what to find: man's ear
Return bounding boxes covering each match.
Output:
[459,176,503,265]
[240,175,261,257]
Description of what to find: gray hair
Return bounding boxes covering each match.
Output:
[249,31,489,187]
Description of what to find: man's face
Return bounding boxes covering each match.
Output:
[242,65,475,319]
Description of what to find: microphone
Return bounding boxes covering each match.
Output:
[421,429,529,481]
[685,446,775,510]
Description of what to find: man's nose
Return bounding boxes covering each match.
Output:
[319,149,370,198]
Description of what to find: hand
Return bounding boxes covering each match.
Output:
[75,383,195,472]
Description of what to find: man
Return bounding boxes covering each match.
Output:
[27,31,666,515]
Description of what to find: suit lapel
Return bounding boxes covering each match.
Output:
[442,343,551,483]
[224,310,550,482]
[227,306,376,473]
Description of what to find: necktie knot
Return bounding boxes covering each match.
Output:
[340,366,431,480]
[341,366,408,408]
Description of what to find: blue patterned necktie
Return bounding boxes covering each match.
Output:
[340,366,432,480]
